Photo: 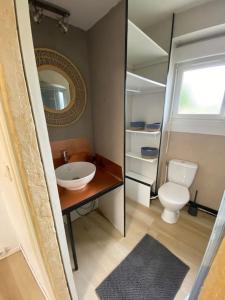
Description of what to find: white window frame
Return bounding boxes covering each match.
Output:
[173,55,225,121]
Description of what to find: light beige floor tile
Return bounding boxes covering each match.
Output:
[70,199,215,300]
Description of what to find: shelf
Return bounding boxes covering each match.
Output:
[126,71,165,94]
[126,152,158,163]
[128,20,168,68]
[126,171,155,186]
[126,129,160,135]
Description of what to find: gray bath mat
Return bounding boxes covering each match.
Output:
[96,234,189,300]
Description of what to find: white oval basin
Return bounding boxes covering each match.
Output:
[55,162,96,191]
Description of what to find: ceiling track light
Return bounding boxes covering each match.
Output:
[58,16,69,34]
[29,0,70,32]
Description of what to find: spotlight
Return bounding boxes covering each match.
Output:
[33,7,44,23]
[58,17,69,33]
[29,0,70,31]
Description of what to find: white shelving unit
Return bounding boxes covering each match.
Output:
[126,20,168,208]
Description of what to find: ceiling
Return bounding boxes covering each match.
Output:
[38,0,214,31]
[128,0,213,29]
[45,0,121,31]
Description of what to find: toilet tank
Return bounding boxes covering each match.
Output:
[168,159,198,188]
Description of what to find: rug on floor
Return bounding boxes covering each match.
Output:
[96,234,189,300]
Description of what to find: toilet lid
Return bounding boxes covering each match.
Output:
[158,182,189,204]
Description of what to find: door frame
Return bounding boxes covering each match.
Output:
[0,66,51,299]
[14,0,78,299]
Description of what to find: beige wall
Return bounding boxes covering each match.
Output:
[145,16,172,53]
[88,1,125,166]
[31,17,93,144]
[88,1,126,235]
[166,132,225,210]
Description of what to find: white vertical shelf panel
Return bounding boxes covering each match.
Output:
[126,178,151,207]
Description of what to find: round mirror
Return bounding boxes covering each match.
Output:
[38,69,71,111]
[35,48,87,127]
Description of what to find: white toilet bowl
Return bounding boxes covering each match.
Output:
[158,159,198,224]
[158,182,190,224]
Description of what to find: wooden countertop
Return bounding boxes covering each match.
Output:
[57,155,123,214]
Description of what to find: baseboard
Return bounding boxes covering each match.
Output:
[188,201,218,216]
[150,196,217,217]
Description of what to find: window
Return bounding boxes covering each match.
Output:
[174,60,225,118]
[169,35,225,135]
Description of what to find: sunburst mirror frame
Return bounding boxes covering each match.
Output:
[35,48,87,127]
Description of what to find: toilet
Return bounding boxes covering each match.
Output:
[158,159,198,224]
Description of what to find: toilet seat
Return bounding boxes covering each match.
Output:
[158,182,189,205]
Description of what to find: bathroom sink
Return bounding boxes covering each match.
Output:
[55,162,96,191]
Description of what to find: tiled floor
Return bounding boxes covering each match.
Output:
[71,199,215,300]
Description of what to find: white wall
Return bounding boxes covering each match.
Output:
[135,62,168,84]
[174,0,225,37]
[134,16,172,84]
[144,16,172,53]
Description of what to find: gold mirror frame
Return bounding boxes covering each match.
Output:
[35,48,87,127]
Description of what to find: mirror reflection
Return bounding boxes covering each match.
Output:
[38,69,71,111]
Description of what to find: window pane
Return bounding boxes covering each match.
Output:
[178,65,225,114]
